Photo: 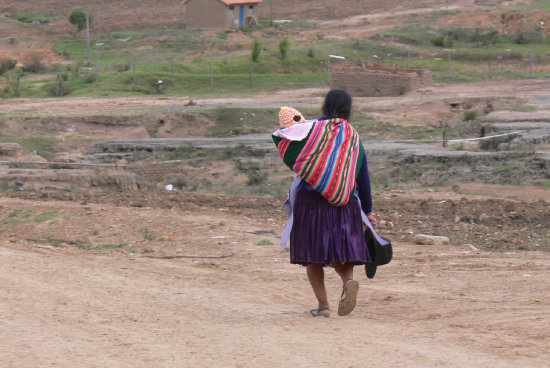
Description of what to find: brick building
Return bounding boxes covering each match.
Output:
[331,64,432,97]
[182,0,262,30]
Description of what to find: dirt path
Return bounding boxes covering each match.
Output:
[1,79,547,118]
[1,196,549,367]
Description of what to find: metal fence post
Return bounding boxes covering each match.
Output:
[442,121,448,148]
[447,50,451,77]
[249,62,253,88]
[95,2,102,86]
[171,60,175,85]
[327,57,331,85]
[210,61,214,87]
[56,73,60,96]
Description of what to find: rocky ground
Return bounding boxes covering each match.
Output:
[1,0,549,364]
[1,186,549,367]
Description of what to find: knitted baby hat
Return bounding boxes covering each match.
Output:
[279,106,306,128]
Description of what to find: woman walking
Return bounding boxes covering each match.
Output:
[273,90,377,317]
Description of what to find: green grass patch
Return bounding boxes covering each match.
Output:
[0,135,59,160]
[4,219,29,225]
[8,209,23,218]
[523,0,550,10]
[4,209,37,224]
[96,243,129,249]
[10,12,59,24]
[34,211,59,223]
[255,239,274,246]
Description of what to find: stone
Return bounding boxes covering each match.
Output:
[465,244,479,251]
[414,234,450,246]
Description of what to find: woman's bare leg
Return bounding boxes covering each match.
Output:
[306,264,330,314]
[334,263,358,316]
[333,263,354,286]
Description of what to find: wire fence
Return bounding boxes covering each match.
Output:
[84,49,550,94]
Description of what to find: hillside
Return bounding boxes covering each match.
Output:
[0,0,541,39]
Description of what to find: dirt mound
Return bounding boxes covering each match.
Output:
[0,143,47,162]
[0,168,139,192]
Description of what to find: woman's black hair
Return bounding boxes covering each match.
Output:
[322,89,352,120]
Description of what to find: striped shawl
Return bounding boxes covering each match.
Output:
[272,118,365,207]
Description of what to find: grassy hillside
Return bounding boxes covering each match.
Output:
[1,0,549,98]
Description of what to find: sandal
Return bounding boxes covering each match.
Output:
[310,307,331,318]
[338,279,359,316]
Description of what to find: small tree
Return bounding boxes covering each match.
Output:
[251,37,262,62]
[69,8,93,32]
[279,36,291,60]
[0,58,17,75]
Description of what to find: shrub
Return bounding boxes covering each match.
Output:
[514,29,543,44]
[247,170,268,185]
[463,110,478,121]
[471,28,500,46]
[112,63,130,72]
[69,8,93,32]
[431,35,453,48]
[480,134,517,151]
[279,36,291,60]
[49,80,72,96]
[81,72,96,83]
[251,37,262,62]
[0,59,17,75]
[21,51,45,73]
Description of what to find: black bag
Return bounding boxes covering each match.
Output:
[364,227,392,279]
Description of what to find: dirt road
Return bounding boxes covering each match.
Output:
[1,194,549,367]
[1,80,548,127]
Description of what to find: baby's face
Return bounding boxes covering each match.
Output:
[288,114,305,126]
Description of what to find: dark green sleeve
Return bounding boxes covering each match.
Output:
[272,133,310,171]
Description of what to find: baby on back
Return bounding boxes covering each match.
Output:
[278,106,307,128]
[274,106,315,141]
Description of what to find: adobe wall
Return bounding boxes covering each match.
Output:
[331,65,432,97]
[185,0,228,29]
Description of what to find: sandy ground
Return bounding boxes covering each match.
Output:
[1,193,549,368]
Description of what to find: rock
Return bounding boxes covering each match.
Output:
[465,243,479,251]
[414,234,450,245]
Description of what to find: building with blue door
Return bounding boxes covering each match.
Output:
[182,0,262,30]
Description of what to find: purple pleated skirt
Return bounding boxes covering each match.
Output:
[290,187,371,266]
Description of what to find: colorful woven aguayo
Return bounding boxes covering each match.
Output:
[273,118,365,207]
